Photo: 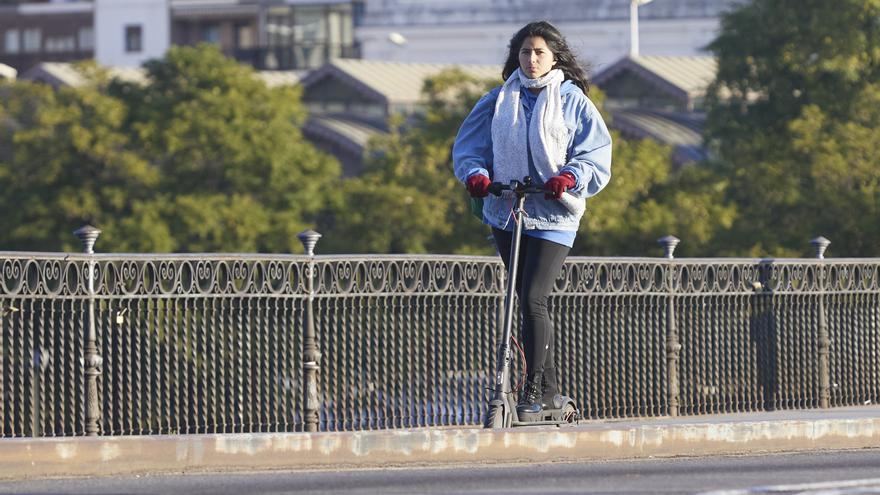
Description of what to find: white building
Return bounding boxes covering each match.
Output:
[356,0,742,71]
[94,0,170,68]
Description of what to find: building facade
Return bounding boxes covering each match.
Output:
[172,0,360,71]
[0,0,360,72]
[0,1,94,73]
[356,0,742,71]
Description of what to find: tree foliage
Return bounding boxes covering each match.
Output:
[706,0,880,256]
[0,45,340,252]
[0,66,157,252]
[575,136,733,257]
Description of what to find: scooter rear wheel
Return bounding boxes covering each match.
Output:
[561,403,578,423]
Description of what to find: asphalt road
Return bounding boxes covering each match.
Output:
[1,449,879,495]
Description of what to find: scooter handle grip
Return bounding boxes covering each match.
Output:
[488,182,507,196]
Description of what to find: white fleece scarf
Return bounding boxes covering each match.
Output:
[491,68,581,214]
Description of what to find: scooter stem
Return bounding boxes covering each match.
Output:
[492,181,528,402]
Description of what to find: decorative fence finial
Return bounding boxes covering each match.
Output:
[810,236,830,259]
[297,230,322,256]
[657,235,680,259]
[73,225,102,254]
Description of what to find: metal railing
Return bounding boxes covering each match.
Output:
[1,230,878,437]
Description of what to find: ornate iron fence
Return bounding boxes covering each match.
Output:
[1,230,879,437]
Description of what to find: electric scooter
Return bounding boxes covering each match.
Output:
[483,176,579,428]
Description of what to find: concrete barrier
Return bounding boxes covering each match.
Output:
[2,407,879,480]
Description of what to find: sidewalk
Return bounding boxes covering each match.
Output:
[2,406,879,480]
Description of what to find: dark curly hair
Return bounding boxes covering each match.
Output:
[502,21,590,95]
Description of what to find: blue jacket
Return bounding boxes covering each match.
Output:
[452,80,612,232]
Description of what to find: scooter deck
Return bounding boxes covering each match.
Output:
[513,400,580,426]
[512,417,580,427]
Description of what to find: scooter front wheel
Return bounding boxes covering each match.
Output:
[484,402,508,429]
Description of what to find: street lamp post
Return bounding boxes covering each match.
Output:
[74,225,102,436]
[630,0,655,57]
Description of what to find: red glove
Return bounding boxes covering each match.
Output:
[544,172,577,200]
[466,174,491,198]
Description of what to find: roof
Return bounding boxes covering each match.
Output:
[171,0,259,19]
[20,62,85,87]
[300,59,500,105]
[19,62,301,89]
[19,63,148,88]
[303,115,385,156]
[609,109,707,164]
[0,63,17,80]
[13,1,92,15]
[593,55,718,103]
[256,71,305,88]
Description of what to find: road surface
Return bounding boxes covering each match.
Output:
[1,449,879,494]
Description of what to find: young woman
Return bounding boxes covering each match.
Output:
[452,21,612,415]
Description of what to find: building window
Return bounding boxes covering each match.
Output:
[292,6,325,42]
[200,24,220,44]
[23,28,41,53]
[236,24,255,49]
[352,1,366,27]
[125,25,142,53]
[46,36,76,53]
[266,11,294,47]
[78,27,94,51]
[3,29,19,54]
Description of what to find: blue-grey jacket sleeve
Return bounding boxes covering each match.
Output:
[452,87,500,183]
[559,96,613,199]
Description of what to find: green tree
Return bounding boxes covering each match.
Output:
[574,136,734,257]
[0,64,158,252]
[787,86,880,255]
[705,0,880,256]
[111,44,340,252]
[0,45,339,253]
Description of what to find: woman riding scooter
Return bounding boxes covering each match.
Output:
[452,20,612,418]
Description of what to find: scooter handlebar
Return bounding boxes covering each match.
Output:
[488,180,547,197]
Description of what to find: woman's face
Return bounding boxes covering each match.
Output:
[518,36,556,79]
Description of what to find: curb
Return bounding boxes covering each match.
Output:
[2,412,879,480]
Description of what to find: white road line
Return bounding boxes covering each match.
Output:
[697,477,880,495]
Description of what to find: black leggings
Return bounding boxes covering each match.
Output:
[492,228,570,381]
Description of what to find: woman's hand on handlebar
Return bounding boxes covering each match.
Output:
[465,174,491,198]
[544,172,576,200]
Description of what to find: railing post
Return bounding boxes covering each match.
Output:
[658,235,681,417]
[811,236,831,409]
[297,229,322,432]
[73,225,102,436]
